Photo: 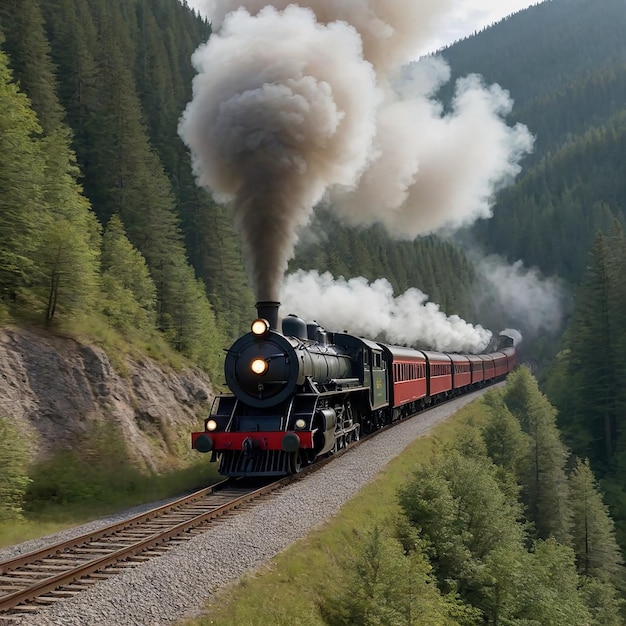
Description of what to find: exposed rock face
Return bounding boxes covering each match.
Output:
[0,327,214,472]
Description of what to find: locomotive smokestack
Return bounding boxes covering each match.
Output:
[256,301,280,330]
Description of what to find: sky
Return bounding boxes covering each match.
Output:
[184,0,540,55]
[425,0,539,51]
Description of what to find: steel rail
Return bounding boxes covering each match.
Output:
[0,480,284,612]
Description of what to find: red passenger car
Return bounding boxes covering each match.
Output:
[380,345,427,412]
[466,355,484,385]
[480,354,496,382]
[492,351,509,379]
[449,354,472,391]
[501,346,517,372]
[423,351,453,397]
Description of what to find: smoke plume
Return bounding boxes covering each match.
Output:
[330,57,534,237]
[475,255,568,335]
[281,270,492,353]
[179,1,533,304]
[179,5,380,301]
[201,0,455,72]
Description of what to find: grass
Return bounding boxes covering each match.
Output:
[0,460,222,549]
[180,396,490,626]
[4,312,198,377]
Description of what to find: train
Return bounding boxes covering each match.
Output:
[192,301,517,477]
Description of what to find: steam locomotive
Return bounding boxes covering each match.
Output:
[191,301,517,477]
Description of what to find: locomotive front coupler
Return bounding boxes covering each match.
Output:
[242,437,260,457]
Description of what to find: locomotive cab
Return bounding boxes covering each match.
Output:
[333,334,388,412]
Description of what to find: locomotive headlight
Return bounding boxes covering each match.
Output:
[295,419,306,430]
[250,358,269,375]
[251,318,270,336]
[206,419,218,432]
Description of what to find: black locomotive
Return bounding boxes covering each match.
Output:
[192,301,517,477]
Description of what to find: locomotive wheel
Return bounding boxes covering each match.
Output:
[288,451,302,474]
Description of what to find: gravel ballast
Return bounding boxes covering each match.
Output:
[6,391,488,626]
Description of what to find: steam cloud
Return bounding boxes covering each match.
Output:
[179,0,534,304]
[476,255,567,334]
[281,270,493,353]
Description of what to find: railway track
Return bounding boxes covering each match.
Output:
[0,388,493,619]
[0,478,290,617]
[0,410,386,619]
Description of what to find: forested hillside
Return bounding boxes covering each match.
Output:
[0,0,529,361]
[1,0,624,344]
[440,0,626,284]
[438,0,626,568]
[0,0,253,374]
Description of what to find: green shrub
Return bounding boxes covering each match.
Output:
[25,422,141,507]
[24,419,220,516]
[0,417,31,521]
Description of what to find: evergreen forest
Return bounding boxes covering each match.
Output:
[323,372,626,625]
[2,0,626,618]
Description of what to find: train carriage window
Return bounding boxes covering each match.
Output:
[372,352,382,368]
[363,351,369,366]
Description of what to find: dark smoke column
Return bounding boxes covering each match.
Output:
[179,5,379,302]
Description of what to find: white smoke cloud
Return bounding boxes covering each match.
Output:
[201,0,455,73]
[477,255,567,334]
[330,57,534,237]
[179,5,381,301]
[179,1,534,305]
[281,270,492,353]
[185,0,541,56]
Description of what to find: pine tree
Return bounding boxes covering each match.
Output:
[319,525,475,626]
[513,539,592,626]
[40,0,99,159]
[607,222,626,470]
[503,366,572,542]
[568,457,623,579]
[481,388,531,482]
[0,48,44,301]
[101,215,157,332]
[0,0,65,133]
[563,232,619,470]
[31,128,101,323]
[160,264,224,378]
[398,449,525,595]
[181,196,254,340]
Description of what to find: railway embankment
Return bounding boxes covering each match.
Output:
[0,326,213,473]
